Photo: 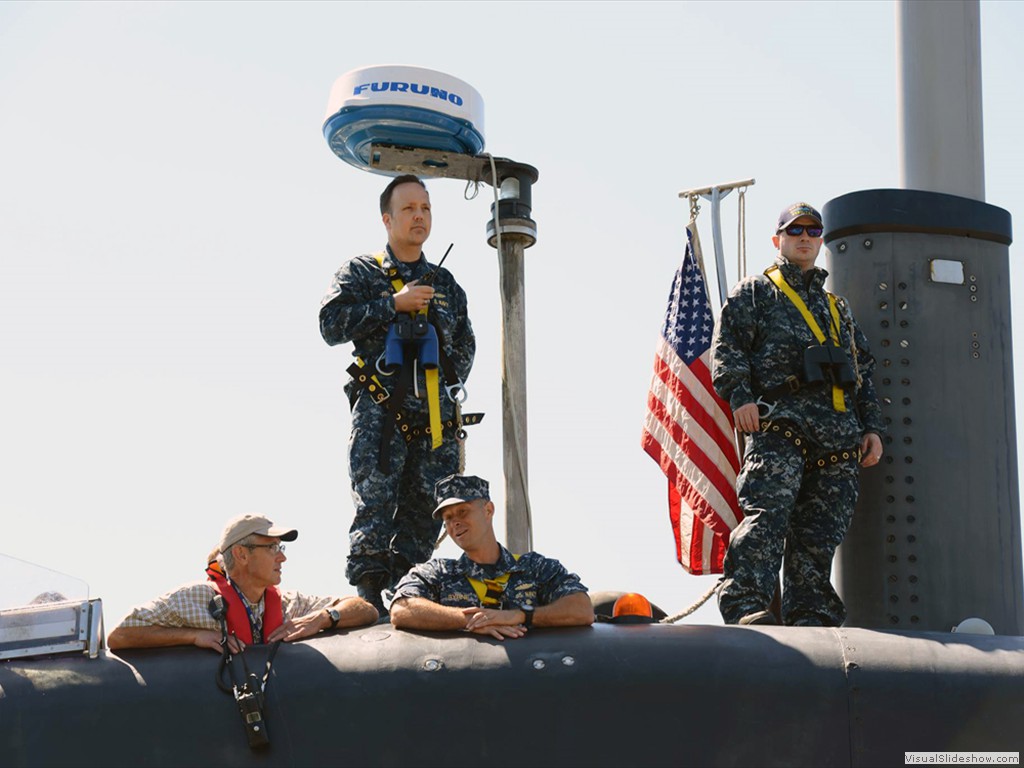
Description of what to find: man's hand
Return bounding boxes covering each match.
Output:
[267,613,324,644]
[860,432,883,468]
[192,629,223,652]
[473,624,528,640]
[393,281,435,314]
[734,402,760,434]
[461,607,528,641]
[193,629,242,654]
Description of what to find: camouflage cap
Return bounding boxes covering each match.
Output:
[218,514,298,554]
[432,474,490,519]
[776,202,823,232]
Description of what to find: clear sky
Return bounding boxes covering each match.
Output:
[1,1,1021,626]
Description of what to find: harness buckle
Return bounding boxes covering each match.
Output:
[784,375,801,393]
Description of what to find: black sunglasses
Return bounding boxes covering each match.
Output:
[783,224,824,237]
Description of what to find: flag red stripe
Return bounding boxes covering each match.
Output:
[642,399,739,532]
[688,357,737,440]
[643,427,736,537]
[668,481,726,575]
[655,340,733,431]
[652,350,739,474]
[667,481,686,567]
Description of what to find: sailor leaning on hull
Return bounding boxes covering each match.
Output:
[390,474,595,640]
[711,202,885,628]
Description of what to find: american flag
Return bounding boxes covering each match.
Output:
[641,226,742,575]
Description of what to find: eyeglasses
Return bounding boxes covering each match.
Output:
[782,224,824,238]
[245,543,286,554]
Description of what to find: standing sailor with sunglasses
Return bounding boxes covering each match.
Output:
[108,514,378,652]
[710,203,885,627]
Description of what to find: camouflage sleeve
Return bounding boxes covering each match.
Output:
[527,554,588,605]
[392,561,442,603]
[439,269,476,383]
[849,311,886,435]
[711,281,758,412]
[319,256,396,347]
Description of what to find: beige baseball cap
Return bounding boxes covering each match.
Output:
[218,514,298,554]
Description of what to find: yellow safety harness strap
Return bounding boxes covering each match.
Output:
[347,357,390,404]
[374,253,444,448]
[375,251,407,296]
[765,266,846,412]
[467,555,522,607]
[425,369,442,449]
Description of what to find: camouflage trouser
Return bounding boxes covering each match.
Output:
[718,429,860,626]
[346,392,461,587]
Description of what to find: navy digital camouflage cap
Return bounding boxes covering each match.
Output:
[432,474,490,518]
[776,202,823,232]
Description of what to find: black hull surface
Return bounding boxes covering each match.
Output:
[2,623,1022,767]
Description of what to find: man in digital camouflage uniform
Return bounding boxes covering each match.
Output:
[710,202,885,627]
[320,175,476,615]
[390,474,594,640]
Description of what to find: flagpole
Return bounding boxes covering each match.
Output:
[680,180,755,459]
[688,217,745,464]
[683,180,754,549]
[678,178,755,309]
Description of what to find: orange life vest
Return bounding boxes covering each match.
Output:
[205,563,284,644]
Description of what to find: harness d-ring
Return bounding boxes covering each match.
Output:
[755,397,776,419]
[446,383,468,404]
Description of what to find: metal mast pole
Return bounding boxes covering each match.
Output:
[486,163,539,554]
[897,0,985,200]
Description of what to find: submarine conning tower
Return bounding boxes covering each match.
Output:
[826,0,1023,636]
[825,189,1022,635]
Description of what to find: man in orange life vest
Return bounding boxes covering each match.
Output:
[390,475,594,640]
[108,514,378,653]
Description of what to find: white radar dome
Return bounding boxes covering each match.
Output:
[323,65,485,172]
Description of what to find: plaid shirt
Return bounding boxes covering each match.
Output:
[115,580,335,634]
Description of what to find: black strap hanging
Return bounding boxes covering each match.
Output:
[208,596,279,751]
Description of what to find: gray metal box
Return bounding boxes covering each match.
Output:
[0,598,104,660]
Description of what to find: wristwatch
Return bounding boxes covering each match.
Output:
[520,604,534,628]
[325,607,341,629]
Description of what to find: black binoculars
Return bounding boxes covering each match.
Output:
[803,344,857,389]
[382,315,439,374]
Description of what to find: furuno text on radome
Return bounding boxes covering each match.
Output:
[352,82,465,106]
